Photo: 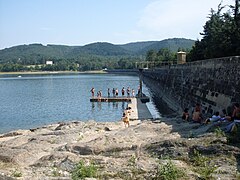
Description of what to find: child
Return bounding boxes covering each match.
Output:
[122,108,130,127]
[205,111,221,124]
[182,108,189,121]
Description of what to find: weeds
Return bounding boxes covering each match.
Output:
[191,149,218,179]
[52,167,61,177]
[214,127,225,137]
[71,160,98,180]
[11,169,22,177]
[154,160,185,180]
[127,155,139,179]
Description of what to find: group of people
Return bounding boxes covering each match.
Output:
[90,87,139,128]
[90,87,137,98]
[182,102,240,133]
[109,87,136,97]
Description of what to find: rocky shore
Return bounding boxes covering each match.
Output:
[0,118,239,179]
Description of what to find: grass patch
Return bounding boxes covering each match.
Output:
[214,127,226,137]
[153,160,185,180]
[11,169,22,177]
[190,149,218,179]
[52,167,61,177]
[71,160,98,180]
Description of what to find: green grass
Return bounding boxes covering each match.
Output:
[11,169,22,177]
[190,149,218,179]
[214,127,226,137]
[71,160,98,180]
[154,160,185,180]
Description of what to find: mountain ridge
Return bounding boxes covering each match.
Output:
[0,38,195,64]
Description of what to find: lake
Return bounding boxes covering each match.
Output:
[0,73,160,133]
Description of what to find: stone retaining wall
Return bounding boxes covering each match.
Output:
[142,56,240,116]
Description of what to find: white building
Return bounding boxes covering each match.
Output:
[46,61,53,65]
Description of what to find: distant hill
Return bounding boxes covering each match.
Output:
[0,38,195,64]
[119,41,157,53]
[136,38,195,54]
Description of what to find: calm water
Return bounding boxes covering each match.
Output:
[0,73,160,133]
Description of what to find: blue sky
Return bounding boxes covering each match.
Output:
[0,0,234,49]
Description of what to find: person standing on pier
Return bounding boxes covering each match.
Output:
[121,87,125,96]
[107,88,110,97]
[132,89,135,97]
[90,87,95,97]
[127,87,130,97]
[115,88,119,96]
[112,88,116,97]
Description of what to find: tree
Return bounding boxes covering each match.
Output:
[146,48,176,66]
[146,50,157,62]
[188,0,240,61]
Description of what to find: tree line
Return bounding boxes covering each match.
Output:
[145,0,239,65]
[0,57,137,72]
[188,0,240,60]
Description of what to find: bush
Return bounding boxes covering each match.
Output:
[190,149,218,179]
[71,160,98,180]
[154,160,185,180]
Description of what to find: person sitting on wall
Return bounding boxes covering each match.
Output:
[182,108,190,121]
[192,103,203,123]
[204,111,222,124]
[231,103,240,121]
[224,103,240,133]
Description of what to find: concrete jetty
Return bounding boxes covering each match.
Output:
[127,98,153,120]
[90,97,132,102]
[90,96,153,120]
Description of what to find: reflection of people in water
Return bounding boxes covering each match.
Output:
[91,102,95,110]
[121,102,125,110]
[97,101,102,110]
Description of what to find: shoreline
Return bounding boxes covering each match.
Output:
[0,118,239,179]
[0,70,107,75]
[1,70,239,179]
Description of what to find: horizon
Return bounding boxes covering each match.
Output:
[0,0,234,50]
[0,37,195,50]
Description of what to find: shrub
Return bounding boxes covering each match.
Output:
[214,127,225,137]
[190,149,218,179]
[154,160,185,180]
[12,169,22,177]
[71,160,98,180]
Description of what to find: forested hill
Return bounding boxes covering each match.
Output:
[0,38,195,64]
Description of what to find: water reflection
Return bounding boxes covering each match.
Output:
[91,101,127,112]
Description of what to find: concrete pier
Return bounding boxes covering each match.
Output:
[90,97,132,102]
[127,98,153,120]
[90,96,153,120]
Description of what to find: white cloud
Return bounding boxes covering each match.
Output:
[40,27,53,31]
[136,0,234,40]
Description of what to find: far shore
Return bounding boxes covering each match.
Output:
[0,70,107,75]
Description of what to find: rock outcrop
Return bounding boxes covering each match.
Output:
[0,118,239,179]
